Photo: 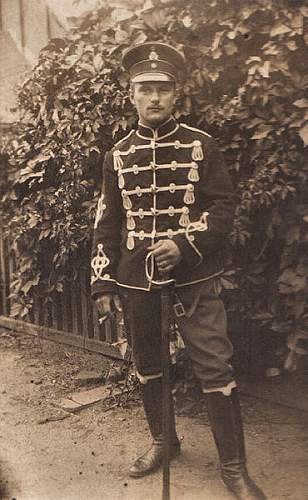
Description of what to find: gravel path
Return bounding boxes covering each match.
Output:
[0,330,307,500]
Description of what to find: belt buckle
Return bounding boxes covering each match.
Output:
[173,299,185,318]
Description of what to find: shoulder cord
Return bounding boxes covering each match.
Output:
[185,211,209,237]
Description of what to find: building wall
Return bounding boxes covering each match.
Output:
[0,30,28,123]
[0,0,64,123]
[1,0,63,63]
[22,0,49,60]
[1,0,22,47]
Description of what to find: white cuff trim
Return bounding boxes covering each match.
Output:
[136,371,162,384]
[202,380,237,396]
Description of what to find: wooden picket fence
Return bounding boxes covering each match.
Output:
[0,231,122,359]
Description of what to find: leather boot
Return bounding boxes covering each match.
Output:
[205,388,266,499]
[129,377,181,478]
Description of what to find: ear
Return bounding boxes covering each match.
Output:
[129,87,135,106]
[174,85,181,105]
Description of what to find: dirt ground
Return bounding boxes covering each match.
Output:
[0,329,308,500]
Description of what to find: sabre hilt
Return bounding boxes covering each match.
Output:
[145,251,175,288]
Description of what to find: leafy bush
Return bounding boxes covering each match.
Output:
[1,0,308,368]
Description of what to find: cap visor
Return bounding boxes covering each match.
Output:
[131,72,175,83]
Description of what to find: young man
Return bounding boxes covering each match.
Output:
[91,42,266,499]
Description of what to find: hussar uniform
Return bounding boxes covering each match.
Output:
[91,42,266,499]
[91,115,234,387]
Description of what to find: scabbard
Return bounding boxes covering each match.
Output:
[160,281,174,500]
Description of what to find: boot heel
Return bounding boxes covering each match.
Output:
[205,388,267,500]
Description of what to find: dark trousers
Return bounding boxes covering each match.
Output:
[119,277,234,390]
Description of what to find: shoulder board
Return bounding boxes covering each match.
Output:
[114,129,134,148]
[180,123,212,138]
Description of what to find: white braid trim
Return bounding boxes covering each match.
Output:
[202,380,237,396]
[136,371,162,384]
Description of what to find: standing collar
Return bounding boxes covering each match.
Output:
[137,116,178,140]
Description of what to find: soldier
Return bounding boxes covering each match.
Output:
[91,42,266,499]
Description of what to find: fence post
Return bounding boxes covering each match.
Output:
[0,232,9,316]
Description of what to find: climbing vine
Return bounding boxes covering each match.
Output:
[1,0,307,369]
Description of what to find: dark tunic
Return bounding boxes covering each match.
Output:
[91,117,235,297]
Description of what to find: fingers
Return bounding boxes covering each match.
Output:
[154,252,174,270]
[95,294,122,323]
[148,240,182,274]
[113,295,122,312]
[155,254,169,265]
[101,295,113,314]
[148,241,170,260]
[156,256,175,273]
[95,294,112,318]
[148,240,165,254]
[157,263,173,274]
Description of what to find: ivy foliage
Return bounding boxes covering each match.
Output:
[1,0,308,367]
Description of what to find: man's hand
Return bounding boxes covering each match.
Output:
[148,240,182,275]
[95,294,122,322]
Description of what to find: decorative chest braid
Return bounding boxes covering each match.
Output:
[91,117,235,294]
[126,212,208,251]
[112,137,205,251]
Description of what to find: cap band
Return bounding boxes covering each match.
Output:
[131,73,175,83]
[129,59,178,83]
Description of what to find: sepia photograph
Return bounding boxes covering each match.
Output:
[0,1,307,499]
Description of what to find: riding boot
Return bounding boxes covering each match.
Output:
[129,377,181,478]
[205,388,266,499]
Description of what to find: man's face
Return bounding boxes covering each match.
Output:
[130,81,176,128]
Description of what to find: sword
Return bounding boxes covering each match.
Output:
[145,253,175,500]
[160,275,175,500]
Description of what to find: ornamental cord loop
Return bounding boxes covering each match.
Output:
[118,170,125,189]
[91,243,110,283]
[179,210,190,227]
[184,185,195,204]
[192,141,204,161]
[122,191,132,210]
[127,231,135,250]
[113,151,123,170]
[185,211,209,236]
[188,163,200,182]
[126,212,136,230]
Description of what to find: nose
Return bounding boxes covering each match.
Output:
[150,90,160,103]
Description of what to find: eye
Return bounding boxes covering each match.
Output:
[140,86,151,93]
